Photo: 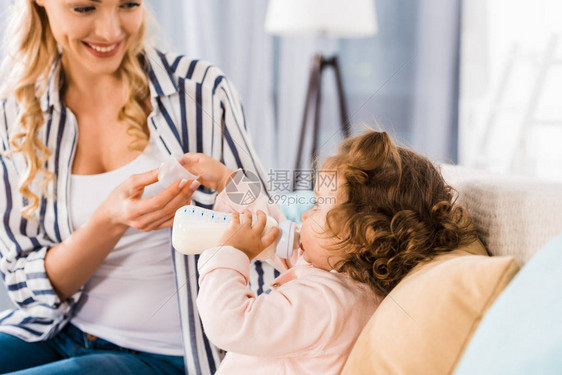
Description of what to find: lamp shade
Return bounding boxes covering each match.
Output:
[265,0,378,38]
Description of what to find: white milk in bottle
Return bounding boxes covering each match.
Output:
[172,205,299,260]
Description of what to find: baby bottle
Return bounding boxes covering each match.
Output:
[158,154,198,188]
[172,205,300,260]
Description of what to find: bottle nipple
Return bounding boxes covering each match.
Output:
[158,155,198,188]
[276,221,300,259]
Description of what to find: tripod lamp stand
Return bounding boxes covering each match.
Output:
[265,0,378,185]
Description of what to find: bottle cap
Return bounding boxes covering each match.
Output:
[276,220,296,259]
[158,155,198,187]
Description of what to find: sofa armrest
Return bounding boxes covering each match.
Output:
[440,164,562,266]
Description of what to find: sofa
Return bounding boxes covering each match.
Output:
[338,164,562,374]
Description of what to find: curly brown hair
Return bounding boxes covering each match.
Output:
[323,130,477,296]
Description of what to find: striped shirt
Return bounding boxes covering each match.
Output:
[0,48,279,374]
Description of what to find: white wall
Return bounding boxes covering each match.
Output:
[459,0,562,182]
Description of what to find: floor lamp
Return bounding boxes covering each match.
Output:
[265,0,378,188]
[295,53,351,176]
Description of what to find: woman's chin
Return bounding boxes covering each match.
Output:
[83,57,125,77]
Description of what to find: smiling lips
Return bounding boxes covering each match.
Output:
[82,41,122,57]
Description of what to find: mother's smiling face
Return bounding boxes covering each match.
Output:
[34,0,145,77]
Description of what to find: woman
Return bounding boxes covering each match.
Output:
[0,1,272,374]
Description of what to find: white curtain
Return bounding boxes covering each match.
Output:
[337,0,461,164]
[411,0,461,163]
[459,0,562,182]
[146,0,462,174]
[0,0,8,18]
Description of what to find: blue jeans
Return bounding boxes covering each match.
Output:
[0,324,185,375]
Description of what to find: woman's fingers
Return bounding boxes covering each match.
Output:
[133,179,191,215]
[178,153,201,175]
[126,169,159,196]
[149,214,176,232]
[178,153,200,165]
[154,217,174,231]
[134,193,188,231]
[128,180,198,231]
[142,179,197,230]
[177,153,233,192]
[142,215,171,232]
[186,179,201,196]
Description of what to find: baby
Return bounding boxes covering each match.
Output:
[183,130,476,374]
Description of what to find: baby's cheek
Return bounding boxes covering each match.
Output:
[299,223,312,244]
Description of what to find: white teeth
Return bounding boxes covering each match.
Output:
[87,43,117,53]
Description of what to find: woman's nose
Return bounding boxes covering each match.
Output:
[96,11,121,41]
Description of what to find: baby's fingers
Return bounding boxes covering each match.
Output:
[240,210,253,228]
[252,210,268,234]
[229,211,241,228]
[220,212,241,245]
[261,226,279,249]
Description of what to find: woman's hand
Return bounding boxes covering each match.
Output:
[178,153,235,192]
[97,168,200,232]
[219,210,279,260]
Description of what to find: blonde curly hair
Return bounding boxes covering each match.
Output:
[0,0,152,219]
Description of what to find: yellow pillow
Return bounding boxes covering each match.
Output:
[342,240,519,375]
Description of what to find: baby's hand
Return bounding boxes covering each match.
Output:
[219,210,279,260]
[178,153,234,192]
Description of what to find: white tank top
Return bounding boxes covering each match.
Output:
[69,137,183,356]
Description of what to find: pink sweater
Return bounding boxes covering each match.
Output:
[196,192,380,374]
